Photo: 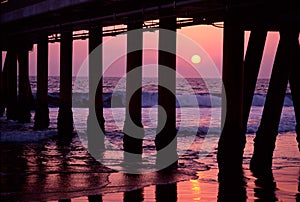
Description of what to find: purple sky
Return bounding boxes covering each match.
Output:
[2,25,284,78]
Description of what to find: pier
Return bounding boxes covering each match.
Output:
[1,0,300,183]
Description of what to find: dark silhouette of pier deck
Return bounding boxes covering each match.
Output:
[1,0,300,180]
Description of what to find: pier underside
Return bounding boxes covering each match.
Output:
[1,0,300,182]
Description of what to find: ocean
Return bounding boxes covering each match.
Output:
[29,76,295,133]
[1,76,299,201]
[30,76,294,109]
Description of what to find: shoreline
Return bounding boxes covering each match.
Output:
[1,132,299,201]
[1,107,299,201]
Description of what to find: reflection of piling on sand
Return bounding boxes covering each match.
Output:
[1,0,299,184]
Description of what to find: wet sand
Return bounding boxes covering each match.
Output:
[57,133,299,201]
[1,126,299,201]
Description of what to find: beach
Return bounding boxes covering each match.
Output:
[1,109,299,201]
[0,77,299,201]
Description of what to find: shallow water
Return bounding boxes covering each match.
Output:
[1,107,299,201]
[1,132,298,201]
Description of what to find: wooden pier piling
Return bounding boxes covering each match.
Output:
[34,34,50,129]
[217,13,245,176]
[242,28,267,134]
[57,31,74,135]
[87,27,105,154]
[17,47,33,123]
[5,50,18,120]
[124,188,144,202]
[0,51,4,117]
[289,42,300,151]
[123,20,144,158]
[155,15,178,167]
[87,195,103,202]
[250,28,299,173]
[156,183,177,202]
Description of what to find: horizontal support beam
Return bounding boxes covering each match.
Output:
[1,0,95,23]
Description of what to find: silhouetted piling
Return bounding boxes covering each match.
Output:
[289,41,300,151]
[34,34,50,129]
[250,28,299,173]
[5,50,18,120]
[242,28,267,133]
[57,31,73,135]
[0,51,4,117]
[17,47,33,123]
[155,15,178,168]
[2,56,8,117]
[123,20,144,160]
[58,199,71,202]
[156,183,177,202]
[87,27,105,155]
[217,13,245,175]
[253,170,277,201]
[124,188,144,202]
[88,195,103,202]
[218,171,247,202]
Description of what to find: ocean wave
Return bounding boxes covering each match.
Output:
[1,125,296,143]
[42,92,294,108]
[0,130,58,142]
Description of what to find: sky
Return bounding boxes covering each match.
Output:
[2,24,282,78]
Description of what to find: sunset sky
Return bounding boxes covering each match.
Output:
[2,24,281,78]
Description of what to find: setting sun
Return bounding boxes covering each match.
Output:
[191,54,201,64]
